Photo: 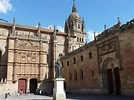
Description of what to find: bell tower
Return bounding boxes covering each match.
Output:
[65,0,86,52]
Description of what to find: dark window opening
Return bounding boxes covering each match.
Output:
[77,37,79,42]
[80,69,83,79]
[78,24,80,29]
[81,55,83,61]
[73,57,76,64]
[89,52,92,59]
[82,38,84,42]
[74,71,77,80]
[67,61,69,66]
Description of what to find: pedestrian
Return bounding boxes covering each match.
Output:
[39,90,42,95]
[17,90,20,97]
[7,89,10,96]
[27,89,30,94]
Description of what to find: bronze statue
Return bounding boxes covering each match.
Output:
[55,59,62,78]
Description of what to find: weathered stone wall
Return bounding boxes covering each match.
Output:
[62,19,134,96]
[62,42,102,94]
[119,27,134,96]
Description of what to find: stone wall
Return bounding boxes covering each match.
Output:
[119,27,134,96]
[61,19,134,96]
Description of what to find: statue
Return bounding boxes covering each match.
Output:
[55,59,62,78]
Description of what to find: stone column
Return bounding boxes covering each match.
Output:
[27,78,30,90]
[53,78,66,100]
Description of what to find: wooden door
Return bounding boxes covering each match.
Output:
[18,79,26,94]
[114,67,121,95]
[107,69,114,94]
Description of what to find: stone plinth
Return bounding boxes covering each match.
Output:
[53,78,66,100]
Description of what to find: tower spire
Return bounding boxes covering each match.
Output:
[72,0,77,12]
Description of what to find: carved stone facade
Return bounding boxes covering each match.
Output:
[62,19,134,96]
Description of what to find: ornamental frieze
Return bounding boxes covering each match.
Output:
[17,52,38,63]
[18,40,39,50]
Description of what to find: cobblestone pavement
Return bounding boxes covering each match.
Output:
[0,94,134,100]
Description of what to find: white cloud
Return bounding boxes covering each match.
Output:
[57,26,64,32]
[47,24,54,30]
[0,0,12,14]
[46,24,64,32]
[86,29,100,43]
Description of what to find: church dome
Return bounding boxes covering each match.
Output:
[68,12,81,20]
[68,1,81,20]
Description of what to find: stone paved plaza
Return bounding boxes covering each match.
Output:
[0,94,134,100]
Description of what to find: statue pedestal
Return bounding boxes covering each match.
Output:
[53,78,66,100]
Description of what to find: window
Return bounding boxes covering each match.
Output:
[82,38,84,42]
[74,70,77,80]
[78,24,80,29]
[59,53,63,58]
[69,72,72,80]
[80,38,81,42]
[0,50,2,63]
[80,69,83,79]
[81,55,83,61]
[89,52,92,59]
[73,57,76,64]
[77,37,79,42]
[90,70,94,77]
[67,61,69,66]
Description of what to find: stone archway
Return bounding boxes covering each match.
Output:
[102,57,121,95]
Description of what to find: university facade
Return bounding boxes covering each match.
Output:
[0,1,134,96]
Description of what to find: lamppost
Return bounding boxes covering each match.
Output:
[0,18,8,22]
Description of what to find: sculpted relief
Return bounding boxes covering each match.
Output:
[16,40,40,63]
[18,40,39,50]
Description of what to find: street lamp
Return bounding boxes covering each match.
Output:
[0,18,8,22]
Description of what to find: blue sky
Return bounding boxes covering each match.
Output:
[0,0,134,42]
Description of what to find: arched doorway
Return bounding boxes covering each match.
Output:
[102,57,121,95]
[30,78,37,93]
[18,79,27,94]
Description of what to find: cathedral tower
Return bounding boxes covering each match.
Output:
[65,0,86,52]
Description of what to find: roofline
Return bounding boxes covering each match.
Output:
[0,22,73,37]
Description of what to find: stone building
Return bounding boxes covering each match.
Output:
[61,18,134,96]
[0,2,86,95]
